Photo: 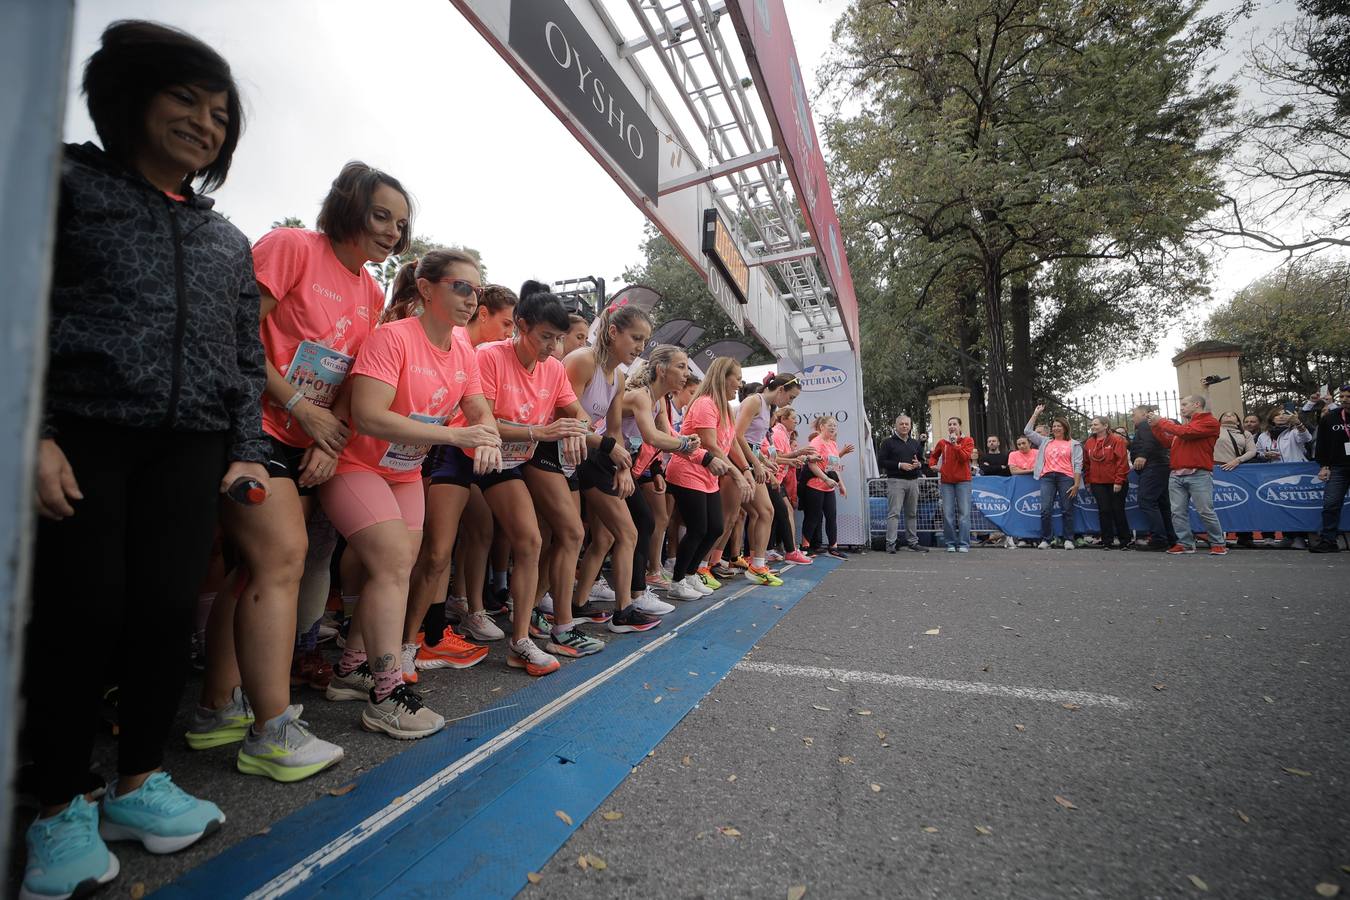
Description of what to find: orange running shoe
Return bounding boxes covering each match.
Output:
[416,630,488,670]
[730,556,751,570]
[507,638,560,676]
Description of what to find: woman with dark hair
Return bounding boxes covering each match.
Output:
[320,251,501,739]
[734,373,804,583]
[1083,416,1132,550]
[474,292,592,675]
[193,161,411,782]
[770,407,815,564]
[1024,405,1083,549]
[25,21,258,896]
[566,303,670,633]
[649,370,702,587]
[665,359,745,600]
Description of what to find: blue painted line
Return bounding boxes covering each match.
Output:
[155,559,841,899]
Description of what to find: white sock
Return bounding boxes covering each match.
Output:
[753,557,766,569]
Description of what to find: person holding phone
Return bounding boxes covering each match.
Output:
[927,416,975,552]
[1148,396,1226,555]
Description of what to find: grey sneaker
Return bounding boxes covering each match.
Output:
[361,684,445,739]
[237,706,343,783]
[185,686,254,750]
[325,661,374,702]
[545,627,605,658]
[461,610,505,641]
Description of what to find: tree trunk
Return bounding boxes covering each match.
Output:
[980,260,1014,441]
[1008,279,1035,423]
[956,287,987,446]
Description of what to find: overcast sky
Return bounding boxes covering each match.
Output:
[63,0,1298,402]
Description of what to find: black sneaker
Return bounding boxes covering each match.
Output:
[885,545,897,554]
[906,543,929,553]
[484,586,510,617]
[1309,540,1340,553]
[827,548,849,559]
[571,601,613,624]
[607,605,660,633]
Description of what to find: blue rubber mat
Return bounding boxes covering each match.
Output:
[154,558,841,899]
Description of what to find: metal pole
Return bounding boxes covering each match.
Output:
[0,0,73,873]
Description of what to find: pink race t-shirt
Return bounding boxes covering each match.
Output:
[471,340,578,466]
[253,228,385,447]
[1042,439,1075,477]
[336,318,482,482]
[1008,449,1037,471]
[666,396,734,493]
[807,437,841,492]
[770,423,792,486]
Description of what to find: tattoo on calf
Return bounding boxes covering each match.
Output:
[371,653,396,673]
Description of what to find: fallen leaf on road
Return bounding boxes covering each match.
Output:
[682,755,692,766]
[869,783,882,793]
[526,872,542,884]
[1061,703,1082,711]
[602,811,623,821]
[825,686,840,692]
[1187,874,1209,891]
[728,774,737,782]
[587,854,608,871]
[1054,795,1078,810]
[1283,767,1313,777]
[788,887,807,900]
[838,756,855,765]
[1000,625,1013,630]
[255,826,272,836]
[856,709,874,716]
[577,855,589,870]
[768,725,777,732]
[653,696,663,704]
[802,737,814,746]
[925,628,941,635]
[556,810,573,826]
[922,826,939,833]
[129,884,146,900]
[718,826,742,838]
[328,783,356,797]
[811,704,831,711]
[1153,683,1166,691]
[1315,884,1340,897]
[1014,724,1026,732]
[1263,695,1275,703]
[876,730,887,740]
[1235,809,1249,824]
[974,825,992,836]
[643,682,650,690]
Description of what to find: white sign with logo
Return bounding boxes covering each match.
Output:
[776,348,868,544]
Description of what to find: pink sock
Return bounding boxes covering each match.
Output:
[372,668,402,701]
[337,648,366,675]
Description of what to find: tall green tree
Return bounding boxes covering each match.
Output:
[367,235,487,294]
[1198,257,1350,410]
[825,0,1236,438]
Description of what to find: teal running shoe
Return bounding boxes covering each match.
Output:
[99,772,224,854]
[20,796,119,900]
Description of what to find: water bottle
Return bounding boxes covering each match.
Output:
[226,476,267,505]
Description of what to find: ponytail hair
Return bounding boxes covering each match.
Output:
[764,371,800,392]
[514,289,570,332]
[472,284,518,324]
[593,303,652,371]
[772,405,796,425]
[381,249,479,323]
[519,279,551,302]
[626,344,685,392]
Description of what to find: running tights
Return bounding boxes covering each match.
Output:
[626,486,656,594]
[801,485,837,550]
[767,484,793,552]
[668,484,724,580]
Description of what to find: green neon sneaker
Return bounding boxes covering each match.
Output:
[185,686,254,750]
[696,567,722,590]
[237,706,344,783]
[20,796,119,900]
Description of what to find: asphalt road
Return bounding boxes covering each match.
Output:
[529,547,1349,900]
[7,546,1347,899]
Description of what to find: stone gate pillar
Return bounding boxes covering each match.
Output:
[1172,341,1244,416]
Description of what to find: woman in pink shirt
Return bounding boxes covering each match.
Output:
[768,407,816,564]
[1023,404,1084,549]
[802,416,855,559]
[321,250,502,739]
[194,164,410,781]
[664,359,745,600]
[1008,435,1038,474]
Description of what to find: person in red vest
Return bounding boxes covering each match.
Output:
[928,416,975,552]
[1148,395,1227,556]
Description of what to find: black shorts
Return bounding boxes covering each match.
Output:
[578,450,620,496]
[475,463,526,493]
[529,441,579,491]
[263,436,317,496]
[427,445,474,489]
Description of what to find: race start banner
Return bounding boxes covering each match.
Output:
[966,463,1346,538]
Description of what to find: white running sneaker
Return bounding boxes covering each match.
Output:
[1004,536,1016,549]
[460,610,505,641]
[684,575,713,596]
[631,588,675,616]
[1037,540,1051,549]
[667,579,703,601]
[537,592,554,615]
[588,578,615,601]
[1063,540,1075,550]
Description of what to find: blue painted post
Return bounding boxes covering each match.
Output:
[0,0,74,874]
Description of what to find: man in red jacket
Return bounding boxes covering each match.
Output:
[928,416,975,552]
[1148,395,1228,556]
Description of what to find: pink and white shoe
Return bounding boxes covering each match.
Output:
[784,550,813,565]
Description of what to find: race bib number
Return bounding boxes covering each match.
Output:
[285,340,353,410]
[379,413,445,471]
[497,422,537,470]
[828,453,841,471]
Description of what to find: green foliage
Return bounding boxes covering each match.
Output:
[271,216,306,229]
[825,0,1236,436]
[621,224,773,363]
[1199,257,1350,409]
[366,235,487,292]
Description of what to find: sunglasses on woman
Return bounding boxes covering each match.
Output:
[437,279,482,299]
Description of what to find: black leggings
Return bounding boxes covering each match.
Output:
[1090,482,1132,547]
[668,484,724,580]
[767,484,793,552]
[24,419,226,805]
[625,486,656,594]
[801,486,837,550]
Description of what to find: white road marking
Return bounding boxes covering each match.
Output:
[244,578,769,899]
[733,661,1134,709]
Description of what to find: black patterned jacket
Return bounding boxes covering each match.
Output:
[45,143,268,464]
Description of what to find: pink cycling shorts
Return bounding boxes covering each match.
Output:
[320,470,426,536]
